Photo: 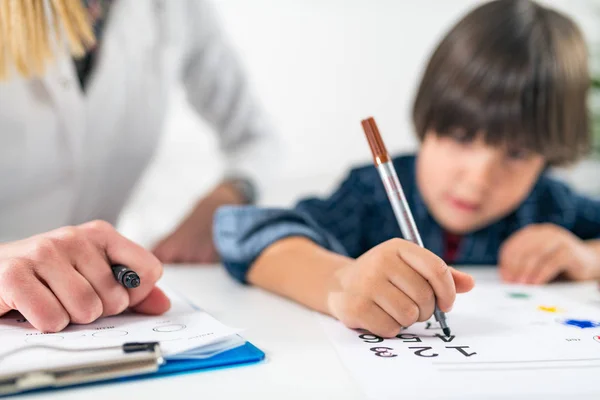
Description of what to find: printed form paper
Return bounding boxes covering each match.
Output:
[319,282,600,400]
[0,288,241,375]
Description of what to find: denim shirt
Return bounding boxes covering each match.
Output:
[214,154,600,283]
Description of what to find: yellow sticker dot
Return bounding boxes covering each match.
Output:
[537,306,562,313]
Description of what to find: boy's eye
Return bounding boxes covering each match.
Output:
[448,129,471,144]
[506,148,531,160]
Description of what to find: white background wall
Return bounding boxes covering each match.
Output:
[118,0,600,247]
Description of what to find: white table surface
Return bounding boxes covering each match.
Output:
[20,266,600,400]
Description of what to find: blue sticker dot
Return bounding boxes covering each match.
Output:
[561,319,600,329]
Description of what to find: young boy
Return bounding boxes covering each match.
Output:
[214,0,600,338]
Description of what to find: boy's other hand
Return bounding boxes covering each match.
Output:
[499,223,600,284]
[0,221,170,333]
[326,238,475,338]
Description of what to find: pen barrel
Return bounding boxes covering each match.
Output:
[376,162,424,248]
[111,265,140,288]
[112,265,129,281]
[377,161,449,331]
[433,307,447,324]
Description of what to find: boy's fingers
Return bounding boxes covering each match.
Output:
[373,280,425,325]
[499,228,540,279]
[530,248,570,284]
[500,248,529,283]
[499,265,514,283]
[396,241,455,312]
[450,268,475,293]
[498,243,518,281]
[130,286,171,315]
[386,263,435,322]
[498,239,516,266]
[357,300,402,338]
[499,242,524,279]
[515,236,557,283]
[520,248,554,284]
[499,230,525,264]
[532,262,564,285]
[516,255,537,283]
[329,294,401,338]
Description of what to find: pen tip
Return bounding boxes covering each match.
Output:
[442,327,451,337]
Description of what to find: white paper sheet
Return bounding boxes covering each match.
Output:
[0,288,241,375]
[318,282,600,400]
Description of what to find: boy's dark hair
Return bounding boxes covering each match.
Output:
[412,0,590,166]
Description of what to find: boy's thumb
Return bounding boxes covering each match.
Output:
[450,267,475,293]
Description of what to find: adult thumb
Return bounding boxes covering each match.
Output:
[130,286,171,315]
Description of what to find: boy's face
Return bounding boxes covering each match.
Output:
[416,131,546,234]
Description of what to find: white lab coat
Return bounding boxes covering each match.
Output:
[0,0,276,242]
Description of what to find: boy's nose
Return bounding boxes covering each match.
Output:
[463,153,498,191]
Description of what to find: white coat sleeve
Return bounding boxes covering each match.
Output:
[179,0,281,200]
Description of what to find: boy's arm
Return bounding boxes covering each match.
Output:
[213,168,373,283]
[247,237,350,314]
[247,236,474,337]
[214,167,475,336]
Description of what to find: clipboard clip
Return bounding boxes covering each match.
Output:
[0,342,164,396]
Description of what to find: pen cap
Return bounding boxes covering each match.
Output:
[122,272,140,288]
[361,117,390,165]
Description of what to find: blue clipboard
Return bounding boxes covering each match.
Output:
[130,340,265,380]
[0,340,265,397]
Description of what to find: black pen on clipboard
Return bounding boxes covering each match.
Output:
[111,264,141,289]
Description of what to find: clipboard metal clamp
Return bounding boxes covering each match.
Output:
[0,342,164,396]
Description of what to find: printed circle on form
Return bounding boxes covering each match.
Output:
[153,324,187,333]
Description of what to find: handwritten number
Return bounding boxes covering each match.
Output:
[370,347,397,358]
[396,333,422,343]
[359,334,384,343]
[435,334,455,343]
[408,346,439,358]
[446,346,477,357]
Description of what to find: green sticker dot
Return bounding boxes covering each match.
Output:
[508,292,530,299]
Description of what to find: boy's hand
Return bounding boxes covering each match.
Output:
[499,223,600,284]
[326,238,475,338]
[0,221,171,333]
